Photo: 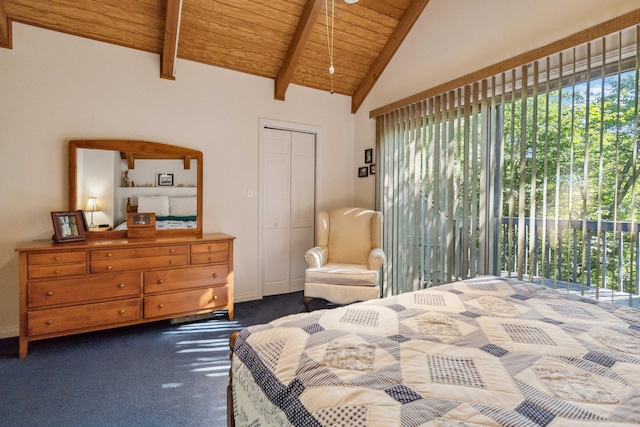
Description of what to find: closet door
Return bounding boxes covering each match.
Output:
[262,129,291,296]
[290,132,315,292]
[261,128,315,296]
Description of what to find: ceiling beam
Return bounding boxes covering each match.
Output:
[0,0,12,49]
[275,0,323,101]
[160,0,182,80]
[351,0,431,114]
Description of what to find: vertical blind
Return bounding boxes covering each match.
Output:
[376,25,640,305]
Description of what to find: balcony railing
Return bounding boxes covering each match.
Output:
[500,217,640,307]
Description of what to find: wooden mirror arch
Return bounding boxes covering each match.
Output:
[68,139,203,238]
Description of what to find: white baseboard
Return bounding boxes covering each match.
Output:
[234,292,262,303]
[0,325,18,339]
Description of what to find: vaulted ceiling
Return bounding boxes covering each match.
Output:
[0,0,431,113]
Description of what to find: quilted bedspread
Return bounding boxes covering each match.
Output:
[232,276,640,426]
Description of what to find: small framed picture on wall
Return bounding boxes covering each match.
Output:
[364,148,373,164]
[157,173,174,187]
[358,166,369,178]
[369,164,376,175]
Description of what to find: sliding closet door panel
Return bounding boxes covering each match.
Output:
[263,228,291,295]
[291,227,314,292]
[262,129,291,295]
[290,132,315,292]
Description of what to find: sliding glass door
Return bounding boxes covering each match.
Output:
[377,25,640,305]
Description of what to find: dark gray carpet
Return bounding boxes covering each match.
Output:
[0,292,333,427]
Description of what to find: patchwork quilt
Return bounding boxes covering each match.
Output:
[232,276,640,426]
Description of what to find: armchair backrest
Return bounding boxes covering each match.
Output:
[316,207,382,265]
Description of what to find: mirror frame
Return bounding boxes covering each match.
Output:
[69,139,203,238]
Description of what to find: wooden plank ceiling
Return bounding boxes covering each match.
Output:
[2,0,429,113]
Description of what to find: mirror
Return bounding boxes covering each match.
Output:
[69,139,203,238]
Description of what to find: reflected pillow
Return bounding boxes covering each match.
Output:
[169,196,197,217]
[137,196,170,217]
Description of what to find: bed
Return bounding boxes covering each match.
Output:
[114,195,197,230]
[228,275,640,426]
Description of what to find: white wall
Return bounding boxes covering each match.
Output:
[0,23,355,338]
[353,0,640,209]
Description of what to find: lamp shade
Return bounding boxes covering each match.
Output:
[86,197,101,212]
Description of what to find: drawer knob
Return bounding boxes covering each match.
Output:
[212,295,218,301]
[54,270,61,274]
[46,291,54,297]
[107,266,113,270]
[119,309,125,314]
[158,303,164,309]
[46,320,54,325]
[107,253,113,257]
[54,256,61,261]
[212,273,218,278]
[208,257,213,261]
[208,246,212,251]
[169,260,174,265]
[157,279,164,284]
[170,249,175,254]
[118,283,125,288]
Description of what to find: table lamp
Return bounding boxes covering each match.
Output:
[85,196,101,228]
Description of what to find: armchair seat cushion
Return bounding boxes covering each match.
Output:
[305,263,378,286]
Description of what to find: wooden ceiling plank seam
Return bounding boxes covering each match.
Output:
[361,0,409,21]
[337,3,400,29]
[178,52,279,78]
[179,15,291,58]
[248,0,305,16]
[11,0,166,31]
[179,28,286,65]
[177,39,280,77]
[178,33,285,62]
[6,2,163,52]
[352,0,431,113]
[309,23,389,53]
[179,12,289,55]
[0,0,12,48]
[307,30,379,60]
[327,6,397,36]
[6,17,161,55]
[161,0,182,80]
[190,0,300,31]
[275,0,323,101]
[304,38,375,67]
[297,52,370,75]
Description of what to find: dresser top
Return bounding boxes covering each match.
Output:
[16,233,235,253]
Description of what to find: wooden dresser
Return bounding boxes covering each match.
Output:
[16,233,234,358]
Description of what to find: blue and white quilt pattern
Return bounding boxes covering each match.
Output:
[232,276,640,426]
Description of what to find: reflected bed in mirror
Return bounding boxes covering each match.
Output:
[69,139,203,238]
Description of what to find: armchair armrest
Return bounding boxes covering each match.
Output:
[305,246,328,268]
[368,248,386,270]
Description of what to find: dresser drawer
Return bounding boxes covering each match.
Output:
[28,273,141,308]
[91,245,188,261]
[144,286,229,319]
[191,251,229,265]
[28,263,87,280]
[144,265,228,293]
[90,255,188,274]
[28,251,86,265]
[191,242,228,254]
[28,298,141,336]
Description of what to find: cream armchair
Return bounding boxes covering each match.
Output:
[304,207,386,311]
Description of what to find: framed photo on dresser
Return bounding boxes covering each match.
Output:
[51,210,86,243]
